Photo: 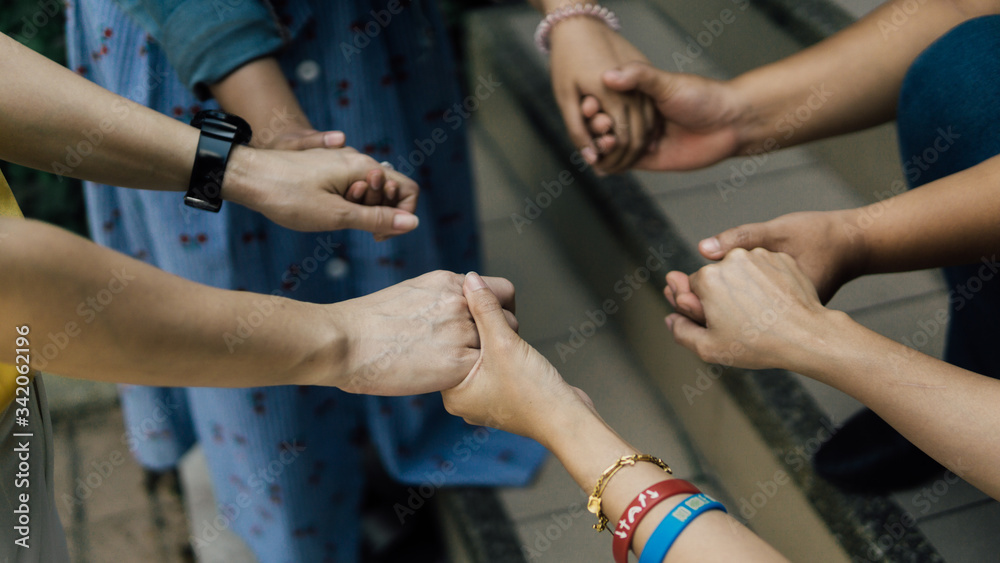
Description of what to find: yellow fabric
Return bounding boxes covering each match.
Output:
[1,169,26,411]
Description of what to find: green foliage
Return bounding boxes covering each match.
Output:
[1,0,88,236]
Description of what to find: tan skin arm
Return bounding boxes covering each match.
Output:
[0,34,419,236]
[666,249,1000,498]
[443,274,789,562]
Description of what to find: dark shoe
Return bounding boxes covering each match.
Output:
[813,409,945,494]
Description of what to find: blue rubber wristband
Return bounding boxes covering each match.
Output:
[638,493,727,563]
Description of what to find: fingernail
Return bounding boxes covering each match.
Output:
[466,271,487,291]
[665,315,674,330]
[604,70,622,82]
[325,131,345,146]
[392,213,419,231]
[581,146,597,164]
[701,237,721,254]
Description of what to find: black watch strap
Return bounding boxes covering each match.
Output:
[184,110,252,213]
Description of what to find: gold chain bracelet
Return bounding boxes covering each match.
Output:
[587,454,672,532]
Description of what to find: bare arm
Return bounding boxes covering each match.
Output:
[443,274,789,562]
[600,0,999,170]
[0,33,419,236]
[0,218,340,388]
[732,0,999,152]
[690,153,1000,309]
[0,219,520,395]
[667,249,1000,498]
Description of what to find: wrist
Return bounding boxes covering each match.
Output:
[220,145,262,209]
[726,73,774,155]
[782,308,858,377]
[284,300,351,388]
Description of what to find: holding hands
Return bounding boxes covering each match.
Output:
[663,248,838,372]
[228,145,420,238]
[331,271,521,397]
[548,16,658,173]
[595,62,747,171]
[442,272,592,444]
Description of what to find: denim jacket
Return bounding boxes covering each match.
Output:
[111,0,311,99]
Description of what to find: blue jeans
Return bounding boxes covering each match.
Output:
[897,15,1000,377]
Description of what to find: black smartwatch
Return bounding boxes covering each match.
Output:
[184,110,253,213]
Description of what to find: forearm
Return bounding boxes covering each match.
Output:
[851,154,1000,274]
[209,57,312,143]
[541,404,785,562]
[732,0,998,152]
[0,33,196,190]
[0,219,344,388]
[787,311,1000,498]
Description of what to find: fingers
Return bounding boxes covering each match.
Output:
[665,312,710,356]
[323,131,347,147]
[464,271,517,344]
[588,112,615,136]
[665,271,705,325]
[556,88,599,165]
[481,275,516,314]
[503,309,520,333]
[386,171,419,214]
[277,130,347,151]
[602,62,668,98]
[337,202,419,237]
[581,95,601,118]
[363,169,384,206]
[699,222,770,261]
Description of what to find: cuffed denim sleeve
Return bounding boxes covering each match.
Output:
[112,0,285,99]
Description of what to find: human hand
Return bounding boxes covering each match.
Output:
[591,61,746,171]
[441,272,593,443]
[255,127,347,152]
[331,271,520,396]
[549,18,656,173]
[664,248,839,371]
[224,145,420,239]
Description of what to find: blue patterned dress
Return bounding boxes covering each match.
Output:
[65,1,546,561]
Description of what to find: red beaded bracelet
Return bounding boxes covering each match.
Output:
[611,479,701,563]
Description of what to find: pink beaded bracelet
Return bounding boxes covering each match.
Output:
[534,3,622,54]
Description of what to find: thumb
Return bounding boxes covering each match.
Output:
[464,271,516,344]
[603,62,670,98]
[338,202,420,237]
[699,222,770,260]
